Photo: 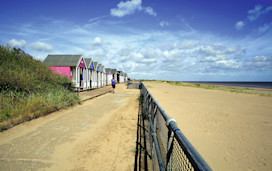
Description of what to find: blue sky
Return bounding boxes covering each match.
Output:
[1,0,272,81]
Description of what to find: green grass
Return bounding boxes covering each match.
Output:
[0,45,81,131]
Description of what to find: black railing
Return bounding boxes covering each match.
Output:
[141,82,212,171]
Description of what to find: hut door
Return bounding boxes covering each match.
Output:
[117,73,120,83]
[89,70,92,87]
[80,68,83,87]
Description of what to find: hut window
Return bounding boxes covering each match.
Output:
[72,68,76,80]
[70,67,73,77]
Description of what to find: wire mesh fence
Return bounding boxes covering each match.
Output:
[141,82,212,171]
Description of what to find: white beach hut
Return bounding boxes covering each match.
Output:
[105,68,112,85]
[84,58,95,89]
[102,66,107,87]
[111,69,117,82]
[117,71,125,83]
[100,65,104,87]
[124,72,128,83]
[97,63,102,88]
[93,62,99,88]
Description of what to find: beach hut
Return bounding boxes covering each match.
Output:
[117,71,125,83]
[97,63,102,88]
[117,71,120,83]
[121,71,125,83]
[93,62,99,88]
[100,65,105,87]
[124,72,128,83]
[105,68,112,85]
[111,69,117,82]
[43,54,87,91]
[102,66,107,87]
[84,58,95,89]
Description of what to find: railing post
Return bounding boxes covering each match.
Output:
[141,83,212,171]
[152,133,166,171]
[166,118,177,171]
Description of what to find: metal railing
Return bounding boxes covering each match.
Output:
[141,82,212,171]
[127,81,142,89]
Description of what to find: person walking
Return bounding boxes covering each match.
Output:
[111,76,117,94]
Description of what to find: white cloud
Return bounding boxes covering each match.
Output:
[245,56,272,70]
[144,7,157,16]
[174,40,199,49]
[30,42,53,52]
[88,15,107,23]
[248,4,272,21]
[160,21,169,27]
[253,56,267,62]
[196,44,247,71]
[91,48,109,60]
[110,0,142,17]
[110,0,156,17]
[214,60,242,69]
[4,15,271,81]
[235,5,272,31]
[135,58,156,64]
[93,37,103,46]
[66,26,91,35]
[258,22,272,33]
[235,21,245,30]
[7,39,27,48]
[199,45,224,56]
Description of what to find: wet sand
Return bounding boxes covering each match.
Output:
[144,81,272,171]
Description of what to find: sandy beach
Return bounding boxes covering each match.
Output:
[144,81,272,171]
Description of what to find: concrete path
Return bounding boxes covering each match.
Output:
[79,85,112,101]
[0,84,139,170]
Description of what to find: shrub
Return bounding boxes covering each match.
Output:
[0,45,80,131]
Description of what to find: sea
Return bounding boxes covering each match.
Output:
[183,82,272,89]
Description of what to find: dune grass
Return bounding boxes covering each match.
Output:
[144,80,272,97]
[0,45,81,131]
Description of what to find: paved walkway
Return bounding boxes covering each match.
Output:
[79,85,113,101]
[0,84,139,170]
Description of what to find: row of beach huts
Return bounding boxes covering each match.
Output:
[43,55,128,91]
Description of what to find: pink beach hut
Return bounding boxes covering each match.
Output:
[43,55,87,91]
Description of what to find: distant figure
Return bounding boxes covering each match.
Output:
[111,76,117,94]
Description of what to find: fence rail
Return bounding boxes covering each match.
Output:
[127,81,142,89]
[141,82,212,171]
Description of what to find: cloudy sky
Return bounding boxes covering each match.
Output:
[1,0,272,81]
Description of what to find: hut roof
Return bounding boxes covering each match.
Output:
[93,62,98,70]
[111,69,117,74]
[97,64,101,71]
[101,66,106,73]
[85,58,94,69]
[105,68,111,74]
[117,71,124,76]
[43,55,83,67]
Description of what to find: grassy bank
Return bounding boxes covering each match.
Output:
[0,46,81,131]
[145,80,272,97]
